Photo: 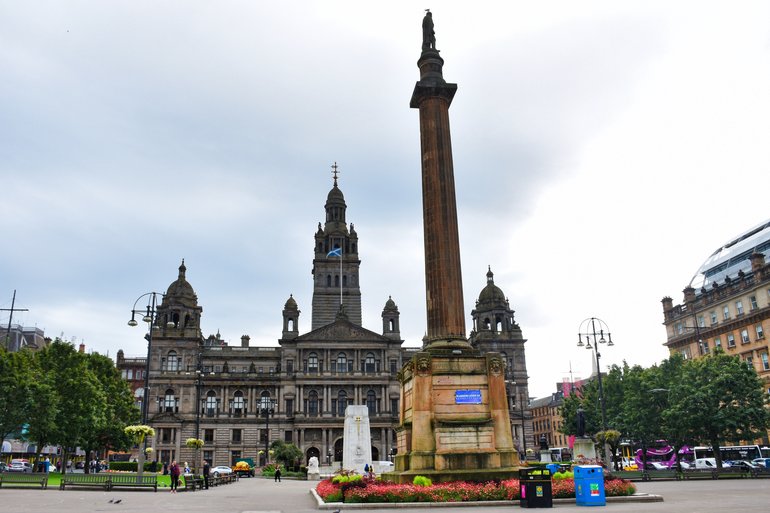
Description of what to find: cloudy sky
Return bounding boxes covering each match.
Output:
[2,1,769,398]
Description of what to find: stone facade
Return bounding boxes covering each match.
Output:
[116,179,533,469]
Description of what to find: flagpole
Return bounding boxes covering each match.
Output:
[339,245,343,306]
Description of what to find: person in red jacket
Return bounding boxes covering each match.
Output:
[169,460,181,493]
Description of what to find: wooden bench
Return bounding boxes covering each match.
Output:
[181,475,204,491]
[0,472,49,489]
[640,469,682,481]
[59,473,110,490]
[109,474,158,491]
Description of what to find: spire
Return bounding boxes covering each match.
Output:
[331,161,339,186]
[179,258,186,278]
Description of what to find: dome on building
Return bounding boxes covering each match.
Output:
[477,267,507,307]
[165,259,197,306]
[384,296,398,311]
[326,184,345,205]
[689,218,770,292]
[284,294,298,309]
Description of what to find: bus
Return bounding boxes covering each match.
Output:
[549,447,572,462]
[631,441,692,469]
[691,445,764,463]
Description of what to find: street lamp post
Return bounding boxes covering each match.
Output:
[577,317,614,466]
[127,292,168,478]
[259,397,275,466]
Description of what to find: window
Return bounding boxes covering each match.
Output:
[285,398,294,415]
[697,315,705,328]
[365,353,376,373]
[166,351,179,372]
[723,306,730,320]
[366,390,377,415]
[676,322,684,335]
[286,359,294,374]
[736,300,744,316]
[710,311,718,325]
[741,329,750,344]
[307,353,319,373]
[336,353,347,373]
[761,352,770,371]
[231,451,241,466]
[745,355,754,369]
[336,390,347,416]
[163,389,177,413]
[160,428,175,443]
[390,359,398,375]
[203,450,212,465]
[232,429,242,443]
[727,334,736,348]
[232,391,245,416]
[714,337,722,349]
[308,390,319,415]
[204,429,214,443]
[390,398,399,414]
[756,324,765,340]
[206,391,217,417]
[699,340,709,355]
[285,430,293,443]
[750,296,758,310]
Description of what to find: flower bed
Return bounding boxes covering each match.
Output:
[316,477,636,504]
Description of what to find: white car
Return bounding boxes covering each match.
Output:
[211,465,233,476]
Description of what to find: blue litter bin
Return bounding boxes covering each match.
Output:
[574,465,605,506]
[545,463,560,476]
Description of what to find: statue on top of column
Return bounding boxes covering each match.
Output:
[422,10,436,50]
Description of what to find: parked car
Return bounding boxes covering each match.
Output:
[752,458,770,468]
[8,459,32,472]
[694,458,731,469]
[211,465,233,477]
[726,460,758,471]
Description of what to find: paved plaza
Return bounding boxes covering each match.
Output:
[0,477,768,513]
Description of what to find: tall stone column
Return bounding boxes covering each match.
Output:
[410,25,469,351]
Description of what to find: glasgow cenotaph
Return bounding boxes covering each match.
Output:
[386,11,520,483]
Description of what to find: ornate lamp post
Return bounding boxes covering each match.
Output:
[577,317,614,465]
[127,292,165,476]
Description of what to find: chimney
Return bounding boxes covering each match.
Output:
[78,343,85,353]
[241,335,250,348]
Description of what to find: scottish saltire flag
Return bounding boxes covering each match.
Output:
[327,247,342,257]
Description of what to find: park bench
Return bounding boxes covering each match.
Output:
[0,472,49,489]
[59,473,110,490]
[640,469,682,481]
[109,474,158,491]
[181,475,204,491]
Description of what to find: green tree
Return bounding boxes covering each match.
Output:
[34,340,103,475]
[664,351,770,469]
[269,440,303,469]
[0,349,34,443]
[78,352,139,471]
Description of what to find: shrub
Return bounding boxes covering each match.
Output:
[412,475,432,487]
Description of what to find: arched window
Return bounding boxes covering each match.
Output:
[326,275,332,287]
[483,318,491,330]
[343,275,347,287]
[334,275,340,287]
[166,351,179,372]
[366,390,377,415]
[163,388,177,413]
[259,391,273,413]
[287,318,294,331]
[337,390,347,416]
[232,391,245,416]
[307,353,319,373]
[308,390,319,415]
[336,352,347,373]
[206,391,217,417]
[365,353,376,373]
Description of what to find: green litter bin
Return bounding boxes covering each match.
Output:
[519,467,553,508]
[574,465,605,506]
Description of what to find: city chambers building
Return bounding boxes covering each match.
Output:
[662,218,770,399]
[117,176,532,467]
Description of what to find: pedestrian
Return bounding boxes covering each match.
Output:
[163,461,169,475]
[203,460,210,490]
[274,466,282,483]
[169,460,180,493]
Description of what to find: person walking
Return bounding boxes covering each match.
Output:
[169,460,181,493]
[274,466,281,483]
[203,460,210,490]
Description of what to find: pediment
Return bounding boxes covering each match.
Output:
[296,319,388,343]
